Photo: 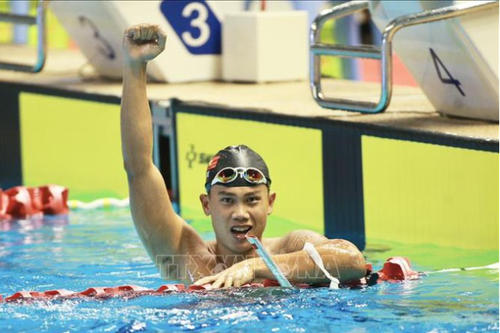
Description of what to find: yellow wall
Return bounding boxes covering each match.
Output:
[0,1,12,43]
[19,93,127,201]
[176,113,324,237]
[362,136,499,250]
[0,1,73,49]
[320,19,343,78]
[28,4,74,49]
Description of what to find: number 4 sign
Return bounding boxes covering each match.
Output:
[160,0,222,55]
[429,48,465,97]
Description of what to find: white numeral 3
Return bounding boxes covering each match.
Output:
[181,2,210,47]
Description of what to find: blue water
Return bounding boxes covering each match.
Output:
[0,209,498,332]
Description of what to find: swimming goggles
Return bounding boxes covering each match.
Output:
[210,167,268,187]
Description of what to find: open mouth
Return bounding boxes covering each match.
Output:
[230,226,252,235]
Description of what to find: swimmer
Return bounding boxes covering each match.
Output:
[120,24,366,288]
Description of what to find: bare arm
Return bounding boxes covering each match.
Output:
[121,24,194,270]
[268,230,366,283]
[262,237,366,284]
[195,230,366,287]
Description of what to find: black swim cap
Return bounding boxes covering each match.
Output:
[205,145,271,192]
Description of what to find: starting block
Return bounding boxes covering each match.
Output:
[50,1,294,82]
[370,0,499,121]
[310,0,499,121]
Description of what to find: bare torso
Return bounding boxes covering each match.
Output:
[172,232,284,283]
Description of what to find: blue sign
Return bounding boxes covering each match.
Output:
[160,0,221,55]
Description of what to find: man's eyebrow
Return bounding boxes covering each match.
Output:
[244,191,262,197]
[217,191,262,197]
[217,191,236,196]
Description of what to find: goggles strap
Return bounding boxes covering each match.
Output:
[303,242,340,289]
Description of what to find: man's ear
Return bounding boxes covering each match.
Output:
[267,191,276,215]
[199,193,211,216]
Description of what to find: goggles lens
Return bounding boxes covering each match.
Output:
[216,168,238,182]
[211,167,267,187]
[245,168,264,182]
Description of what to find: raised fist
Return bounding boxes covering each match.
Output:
[123,24,167,63]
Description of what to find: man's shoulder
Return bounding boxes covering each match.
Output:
[262,237,283,255]
[180,223,214,255]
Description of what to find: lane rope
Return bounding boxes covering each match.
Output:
[68,198,129,210]
[424,262,499,274]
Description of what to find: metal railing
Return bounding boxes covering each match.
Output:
[310,0,499,113]
[0,0,48,73]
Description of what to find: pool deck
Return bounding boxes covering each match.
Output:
[0,45,498,142]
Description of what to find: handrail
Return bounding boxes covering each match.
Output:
[310,0,499,113]
[0,0,48,73]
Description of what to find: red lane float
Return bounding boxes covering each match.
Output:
[39,185,69,215]
[377,257,420,282]
[0,185,68,220]
[0,189,10,220]
[0,257,420,303]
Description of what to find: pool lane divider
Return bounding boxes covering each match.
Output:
[0,281,286,303]
[0,185,68,220]
[0,185,130,220]
[67,197,129,210]
[424,262,500,274]
[0,257,424,304]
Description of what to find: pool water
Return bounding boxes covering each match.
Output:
[0,208,498,332]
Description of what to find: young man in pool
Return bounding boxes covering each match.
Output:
[121,24,366,288]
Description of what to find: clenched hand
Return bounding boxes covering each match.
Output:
[123,24,167,63]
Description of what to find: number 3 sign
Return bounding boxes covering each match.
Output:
[51,1,295,82]
[160,0,222,55]
[51,1,230,82]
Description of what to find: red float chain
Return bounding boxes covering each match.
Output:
[0,258,419,303]
[0,185,68,220]
[0,281,285,303]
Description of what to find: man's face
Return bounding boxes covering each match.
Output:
[200,185,276,255]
